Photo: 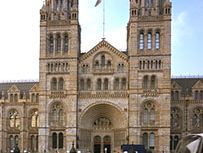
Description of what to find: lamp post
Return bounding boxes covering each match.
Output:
[70,142,76,153]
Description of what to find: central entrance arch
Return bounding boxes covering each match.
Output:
[79,103,127,153]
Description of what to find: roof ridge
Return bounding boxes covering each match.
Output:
[172,75,203,79]
[0,80,39,83]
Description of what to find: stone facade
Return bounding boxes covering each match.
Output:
[1,1,201,153]
[170,78,203,153]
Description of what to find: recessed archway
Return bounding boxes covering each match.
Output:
[79,103,127,153]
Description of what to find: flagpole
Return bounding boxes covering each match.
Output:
[95,0,105,39]
[102,0,105,39]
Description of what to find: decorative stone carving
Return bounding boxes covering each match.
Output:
[93,117,112,130]
[171,108,181,128]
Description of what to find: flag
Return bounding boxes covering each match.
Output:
[95,0,101,7]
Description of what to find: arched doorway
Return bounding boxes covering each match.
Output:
[103,135,111,153]
[79,103,127,153]
[94,136,101,153]
[93,135,111,153]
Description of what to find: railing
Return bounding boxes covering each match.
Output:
[141,120,156,127]
[92,66,114,74]
[49,90,67,99]
[142,89,159,97]
[79,90,128,98]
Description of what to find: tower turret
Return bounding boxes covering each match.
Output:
[127,0,171,152]
[39,0,80,59]
[40,0,79,22]
[129,0,171,21]
[38,1,80,152]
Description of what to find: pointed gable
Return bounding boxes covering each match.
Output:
[30,84,39,92]
[7,85,20,93]
[192,80,203,89]
[79,39,128,62]
[171,80,182,90]
[79,40,128,75]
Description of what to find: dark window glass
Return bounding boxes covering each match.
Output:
[59,133,63,148]
[97,79,102,90]
[104,79,109,90]
[52,133,57,149]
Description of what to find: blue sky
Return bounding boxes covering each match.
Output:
[171,0,203,77]
[0,0,202,80]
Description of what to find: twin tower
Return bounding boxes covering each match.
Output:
[39,0,171,153]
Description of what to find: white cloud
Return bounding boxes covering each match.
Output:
[0,0,41,81]
[172,11,194,48]
[80,0,104,51]
[79,0,127,52]
[172,11,187,45]
[105,28,127,51]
